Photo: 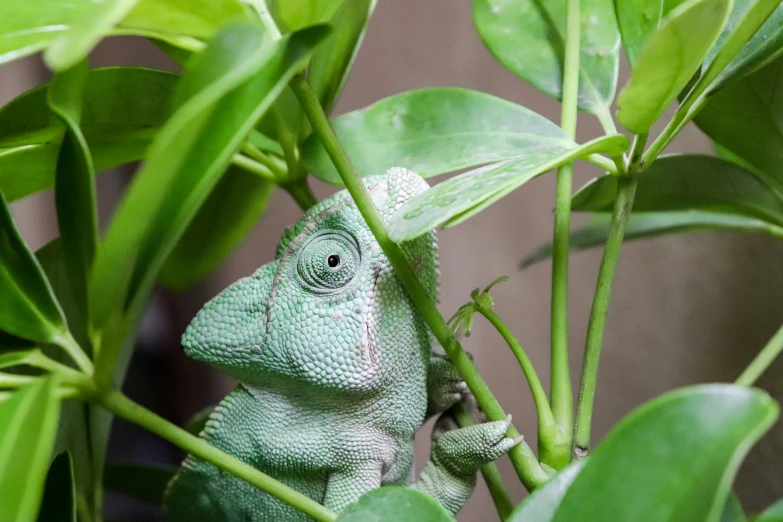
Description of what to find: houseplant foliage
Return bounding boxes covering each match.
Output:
[0,0,782,520]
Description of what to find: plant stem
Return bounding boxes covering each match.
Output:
[477,307,557,437]
[284,180,318,210]
[97,389,337,522]
[547,0,580,469]
[231,153,278,182]
[289,74,550,491]
[736,322,783,386]
[584,154,619,175]
[452,401,514,520]
[573,175,638,457]
[241,142,287,178]
[54,331,94,375]
[642,96,708,167]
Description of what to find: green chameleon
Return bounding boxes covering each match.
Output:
[165,168,521,520]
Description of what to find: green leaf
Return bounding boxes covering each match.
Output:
[755,499,783,522]
[337,487,456,521]
[270,0,344,31]
[0,67,178,203]
[302,88,574,185]
[38,452,76,522]
[552,385,779,522]
[309,0,376,114]
[508,460,586,522]
[520,210,783,268]
[47,60,98,327]
[554,384,779,522]
[721,494,747,522]
[696,53,783,196]
[35,241,104,522]
[709,1,783,93]
[615,0,687,67]
[616,0,732,134]
[44,0,143,71]
[388,134,630,242]
[158,165,275,291]
[0,0,250,66]
[0,190,67,345]
[572,155,783,226]
[103,461,176,505]
[473,0,620,117]
[0,378,62,522]
[90,24,327,379]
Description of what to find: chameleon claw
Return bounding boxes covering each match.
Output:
[511,435,524,446]
[504,413,512,425]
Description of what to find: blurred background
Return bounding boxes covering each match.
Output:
[3,0,782,519]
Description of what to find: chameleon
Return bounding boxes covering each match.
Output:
[164,168,521,520]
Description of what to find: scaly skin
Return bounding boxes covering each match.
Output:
[165,169,519,520]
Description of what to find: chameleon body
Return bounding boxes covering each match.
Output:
[165,169,519,520]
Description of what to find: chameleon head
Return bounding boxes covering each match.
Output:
[181,168,438,392]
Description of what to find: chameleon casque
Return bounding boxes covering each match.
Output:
[165,168,520,520]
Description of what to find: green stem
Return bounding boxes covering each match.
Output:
[284,180,318,211]
[736,322,783,386]
[642,96,708,167]
[452,401,514,520]
[252,0,283,39]
[54,331,94,375]
[241,142,287,178]
[289,74,550,491]
[231,153,278,182]
[547,0,579,468]
[97,389,337,522]
[477,307,557,439]
[573,175,638,457]
[584,154,620,175]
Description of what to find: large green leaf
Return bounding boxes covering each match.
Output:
[519,210,783,268]
[158,165,275,291]
[388,134,630,242]
[614,0,687,67]
[302,88,574,185]
[508,460,586,522]
[47,60,98,327]
[337,487,455,521]
[309,0,376,114]
[572,155,783,226]
[0,191,67,345]
[0,378,62,522]
[473,0,620,117]
[0,0,250,66]
[270,0,344,31]
[709,1,783,93]
[756,499,783,521]
[44,0,143,71]
[696,53,783,196]
[552,385,779,522]
[616,0,731,134]
[38,452,76,522]
[0,67,178,203]
[90,24,327,378]
[103,461,176,504]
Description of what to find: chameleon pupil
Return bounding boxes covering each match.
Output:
[327,254,341,268]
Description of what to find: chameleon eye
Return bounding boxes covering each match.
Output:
[298,231,360,293]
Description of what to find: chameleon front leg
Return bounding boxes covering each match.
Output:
[412,413,520,514]
[427,351,469,418]
[323,462,383,512]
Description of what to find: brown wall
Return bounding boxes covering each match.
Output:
[4,0,782,518]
